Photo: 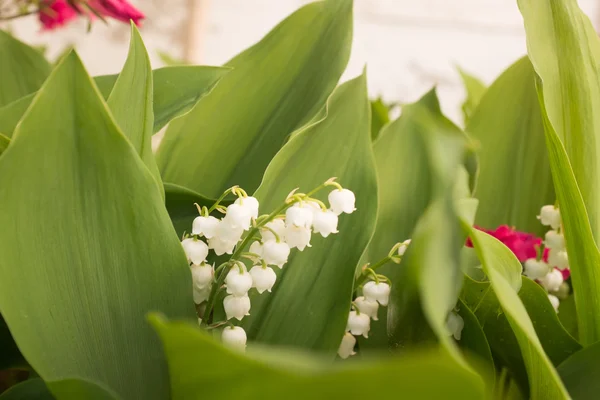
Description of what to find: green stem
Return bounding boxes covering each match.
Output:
[354,256,392,289]
[207,186,237,214]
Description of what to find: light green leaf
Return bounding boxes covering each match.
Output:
[0,133,8,156]
[239,73,377,354]
[466,229,569,399]
[468,57,553,235]
[0,52,195,399]
[557,340,600,399]
[0,31,51,107]
[457,66,487,125]
[150,315,487,400]
[156,0,354,197]
[0,377,118,400]
[370,97,395,140]
[106,24,161,193]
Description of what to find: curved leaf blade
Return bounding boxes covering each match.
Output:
[557,340,600,399]
[457,67,487,125]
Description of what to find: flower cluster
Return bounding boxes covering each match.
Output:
[181,179,356,352]
[38,0,144,30]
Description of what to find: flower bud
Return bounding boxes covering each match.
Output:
[221,326,247,351]
[312,209,339,237]
[193,286,210,304]
[544,230,565,251]
[362,281,391,306]
[524,259,550,280]
[262,240,290,268]
[346,311,370,338]
[249,265,277,293]
[328,189,356,215]
[539,269,564,292]
[235,196,259,219]
[223,294,251,320]
[192,215,220,238]
[548,249,569,270]
[548,294,560,313]
[337,332,356,359]
[446,311,464,340]
[260,219,285,242]
[398,239,411,256]
[225,266,253,296]
[181,238,209,265]
[284,225,312,251]
[354,296,379,320]
[539,205,561,230]
[223,203,252,230]
[285,205,313,228]
[191,262,213,290]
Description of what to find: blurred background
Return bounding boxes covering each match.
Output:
[2,0,599,124]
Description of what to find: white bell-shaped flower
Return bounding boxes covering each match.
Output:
[249,241,263,257]
[446,311,464,340]
[285,205,313,228]
[214,218,245,243]
[337,332,356,359]
[312,209,339,237]
[192,215,220,238]
[262,240,290,268]
[524,259,550,280]
[181,238,209,265]
[223,203,252,230]
[191,262,213,290]
[225,265,253,296]
[354,296,379,321]
[208,236,237,256]
[193,286,210,304]
[545,230,565,251]
[249,265,277,293]
[235,196,259,219]
[346,311,370,338]
[261,219,286,242]
[362,281,391,306]
[539,205,561,230]
[548,294,560,313]
[548,249,569,270]
[284,225,312,251]
[398,239,411,256]
[221,326,247,352]
[223,294,251,320]
[328,189,356,215]
[539,269,564,292]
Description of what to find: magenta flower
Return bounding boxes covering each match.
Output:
[88,0,145,26]
[39,0,78,30]
[38,0,144,30]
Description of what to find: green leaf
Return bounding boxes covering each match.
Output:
[150,314,487,400]
[468,57,553,235]
[239,73,376,354]
[557,340,600,399]
[0,134,8,156]
[456,298,494,375]
[557,295,579,340]
[0,31,51,107]
[370,97,395,140]
[156,0,354,198]
[0,52,195,400]
[0,377,118,400]
[0,379,52,400]
[466,229,569,398]
[106,24,162,193]
[0,66,227,139]
[457,67,487,125]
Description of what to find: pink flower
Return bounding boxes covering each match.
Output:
[467,225,541,262]
[88,0,145,26]
[39,0,78,30]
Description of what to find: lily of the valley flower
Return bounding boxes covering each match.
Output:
[539,205,561,230]
[524,259,550,280]
[181,238,209,265]
[446,311,464,340]
[191,263,213,290]
[208,236,236,256]
[362,281,391,306]
[539,269,564,292]
[221,326,247,351]
[249,265,277,293]
[192,215,220,238]
[398,239,411,256]
[284,225,312,251]
[249,241,263,257]
[193,286,211,304]
[346,311,370,338]
[354,296,379,321]
[223,294,251,320]
[224,203,252,230]
[260,219,286,242]
[544,230,565,251]
[337,332,357,359]
[262,240,290,268]
[285,205,314,228]
[548,294,560,313]
[328,188,356,215]
[225,266,253,296]
[235,196,260,219]
[548,249,569,270]
[312,209,339,237]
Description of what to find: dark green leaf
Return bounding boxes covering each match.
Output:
[0,379,52,400]
[457,66,487,125]
[370,97,394,140]
[456,298,494,376]
[557,340,600,399]
[0,134,8,156]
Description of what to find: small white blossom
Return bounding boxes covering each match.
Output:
[539,269,564,292]
[223,294,251,320]
[234,196,259,219]
[312,209,339,237]
[354,296,379,321]
[539,205,561,230]
[249,241,263,257]
[363,281,391,306]
[262,240,290,268]
[249,265,277,293]
[215,218,245,243]
[524,259,550,280]
[398,239,411,256]
[545,230,565,251]
[548,294,560,313]
[191,262,213,290]
[285,205,314,228]
[260,219,285,242]
[328,189,356,215]
[193,286,210,304]
[223,203,252,230]
[192,216,220,238]
[208,236,237,256]
[225,266,253,296]
[284,225,312,251]
[346,311,370,338]
[181,238,209,265]
[221,326,247,351]
[446,311,464,340]
[548,249,569,270]
[337,332,356,359]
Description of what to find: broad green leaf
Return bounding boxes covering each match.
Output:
[0,134,8,156]
[469,57,553,235]
[458,67,487,124]
[0,66,227,138]
[558,295,579,340]
[150,315,487,400]
[456,298,494,375]
[537,87,600,346]
[239,73,377,354]
[0,31,51,107]
[0,52,195,400]
[557,340,600,399]
[156,0,354,197]
[106,25,162,193]
[466,229,569,398]
[0,378,117,400]
[370,97,395,140]
[0,379,52,400]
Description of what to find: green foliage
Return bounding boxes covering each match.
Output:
[458,67,487,124]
